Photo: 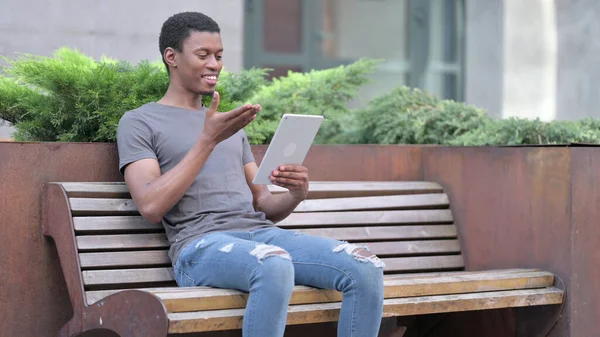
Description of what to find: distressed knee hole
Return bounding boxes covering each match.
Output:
[219,243,234,253]
[333,243,385,268]
[194,239,206,249]
[250,244,291,263]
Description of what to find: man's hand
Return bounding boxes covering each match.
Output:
[270,165,309,201]
[201,91,260,144]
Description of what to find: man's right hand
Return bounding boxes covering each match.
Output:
[201,91,259,144]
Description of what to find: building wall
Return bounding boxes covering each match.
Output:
[0,0,245,138]
[2,0,599,138]
[465,0,600,121]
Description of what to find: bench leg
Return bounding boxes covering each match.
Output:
[80,290,169,337]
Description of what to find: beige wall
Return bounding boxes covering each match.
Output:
[0,0,245,138]
[465,0,600,121]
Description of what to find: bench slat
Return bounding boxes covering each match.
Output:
[79,250,171,268]
[60,181,443,199]
[280,209,453,227]
[383,255,464,273]
[77,233,169,251]
[70,194,448,216]
[299,225,457,241]
[90,270,554,311]
[84,268,549,304]
[74,216,162,232]
[78,240,462,268]
[76,226,457,251]
[83,267,175,286]
[73,209,453,233]
[82,255,464,286]
[294,194,449,212]
[70,198,138,215]
[167,287,564,332]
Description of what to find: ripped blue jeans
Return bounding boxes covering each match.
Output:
[173,226,385,337]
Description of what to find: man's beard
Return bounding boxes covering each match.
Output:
[198,90,215,96]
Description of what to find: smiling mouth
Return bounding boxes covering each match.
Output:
[202,75,218,81]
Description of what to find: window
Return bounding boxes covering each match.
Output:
[244,0,464,103]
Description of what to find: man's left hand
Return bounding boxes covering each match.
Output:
[270,165,309,201]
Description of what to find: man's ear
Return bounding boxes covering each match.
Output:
[163,47,178,69]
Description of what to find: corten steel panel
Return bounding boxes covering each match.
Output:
[421,147,571,337]
[253,144,424,182]
[570,148,600,337]
[0,142,122,337]
[1,142,422,337]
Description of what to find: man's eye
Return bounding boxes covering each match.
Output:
[216,55,223,61]
[198,54,207,59]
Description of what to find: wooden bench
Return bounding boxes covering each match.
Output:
[43,181,565,337]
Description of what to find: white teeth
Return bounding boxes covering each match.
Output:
[204,76,217,80]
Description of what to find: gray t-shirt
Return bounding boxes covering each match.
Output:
[116,102,274,263]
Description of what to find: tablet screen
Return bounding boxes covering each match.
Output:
[252,114,324,185]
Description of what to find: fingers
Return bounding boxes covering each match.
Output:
[270,166,308,185]
[223,104,254,120]
[271,170,306,181]
[270,176,302,187]
[207,91,220,116]
[275,165,308,173]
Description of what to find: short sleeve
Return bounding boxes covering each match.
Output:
[241,130,255,165]
[116,111,157,175]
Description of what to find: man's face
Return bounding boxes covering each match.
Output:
[172,31,223,95]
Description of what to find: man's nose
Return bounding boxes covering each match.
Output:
[206,56,219,70]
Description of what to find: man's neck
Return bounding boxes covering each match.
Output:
[157,83,204,111]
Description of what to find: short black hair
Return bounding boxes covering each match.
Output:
[159,12,221,72]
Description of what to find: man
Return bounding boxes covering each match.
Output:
[117,11,384,337]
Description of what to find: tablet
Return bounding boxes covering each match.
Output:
[253,114,324,185]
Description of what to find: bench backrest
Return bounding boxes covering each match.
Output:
[55,181,463,304]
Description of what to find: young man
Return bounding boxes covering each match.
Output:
[117,11,384,337]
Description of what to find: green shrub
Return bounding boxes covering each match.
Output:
[343,86,489,145]
[1,48,169,141]
[2,48,599,146]
[242,58,380,144]
[0,48,377,144]
[451,117,600,146]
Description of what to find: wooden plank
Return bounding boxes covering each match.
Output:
[70,198,139,215]
[82,255,464,286]
[274,181,444,198]
[79,250,171,268]
[69,194,449,216]
[72,210,453,233]
[60,181,444,199]
[364,240,461,256]
[381,255,464,273]
[160,270,555,312]
[84,268,549,304]
[167,287,564,332]
[73,216,162,233]
[60,182,130,198]
[82,254,463,286]
[76,240,462,269]
[74,225,457,251]
[297,225,457,241]
[83,267,175,286]
[77,233,169,251]
[294,194,449,213]
[279,209,453,227]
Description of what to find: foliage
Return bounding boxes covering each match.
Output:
[1,48,599,146]
[344,86,489,145]
[242,58,380,144]
[450,117,600,146]
[1,48,169,141]
[0,48,377,143]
